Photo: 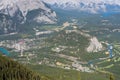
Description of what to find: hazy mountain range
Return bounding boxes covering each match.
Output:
[42,0,120,13]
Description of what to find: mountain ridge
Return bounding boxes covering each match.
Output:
[0,0,57,24]
[0,0,57,34]
[42,0,120,13]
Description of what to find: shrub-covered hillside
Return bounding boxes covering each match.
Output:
[0,54,50,80]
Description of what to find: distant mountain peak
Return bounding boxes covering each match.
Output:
[42,0,120,5]
[0,0,57,24]
[0,0,57,34]
[42,0,120,13]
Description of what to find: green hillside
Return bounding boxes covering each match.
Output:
[0,54,51,80]
[29,64,114,80]
[0,54,115,80]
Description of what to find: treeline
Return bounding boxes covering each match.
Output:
[0,54,50,80]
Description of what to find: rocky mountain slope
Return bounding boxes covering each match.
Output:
[0,0,57,34]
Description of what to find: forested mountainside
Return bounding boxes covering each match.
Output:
[0,54,115,80]
[0,54,51,80]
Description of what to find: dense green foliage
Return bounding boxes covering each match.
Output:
[0,55,50,80]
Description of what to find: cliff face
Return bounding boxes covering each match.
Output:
[0,0,57,34]
[87,37,103,52]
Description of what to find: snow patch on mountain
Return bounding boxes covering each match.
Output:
[42,0,120,13]
[43,0,120,5]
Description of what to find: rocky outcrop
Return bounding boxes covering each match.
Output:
[87,37,103,52]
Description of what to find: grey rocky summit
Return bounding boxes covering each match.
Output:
[0,0,57,34]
